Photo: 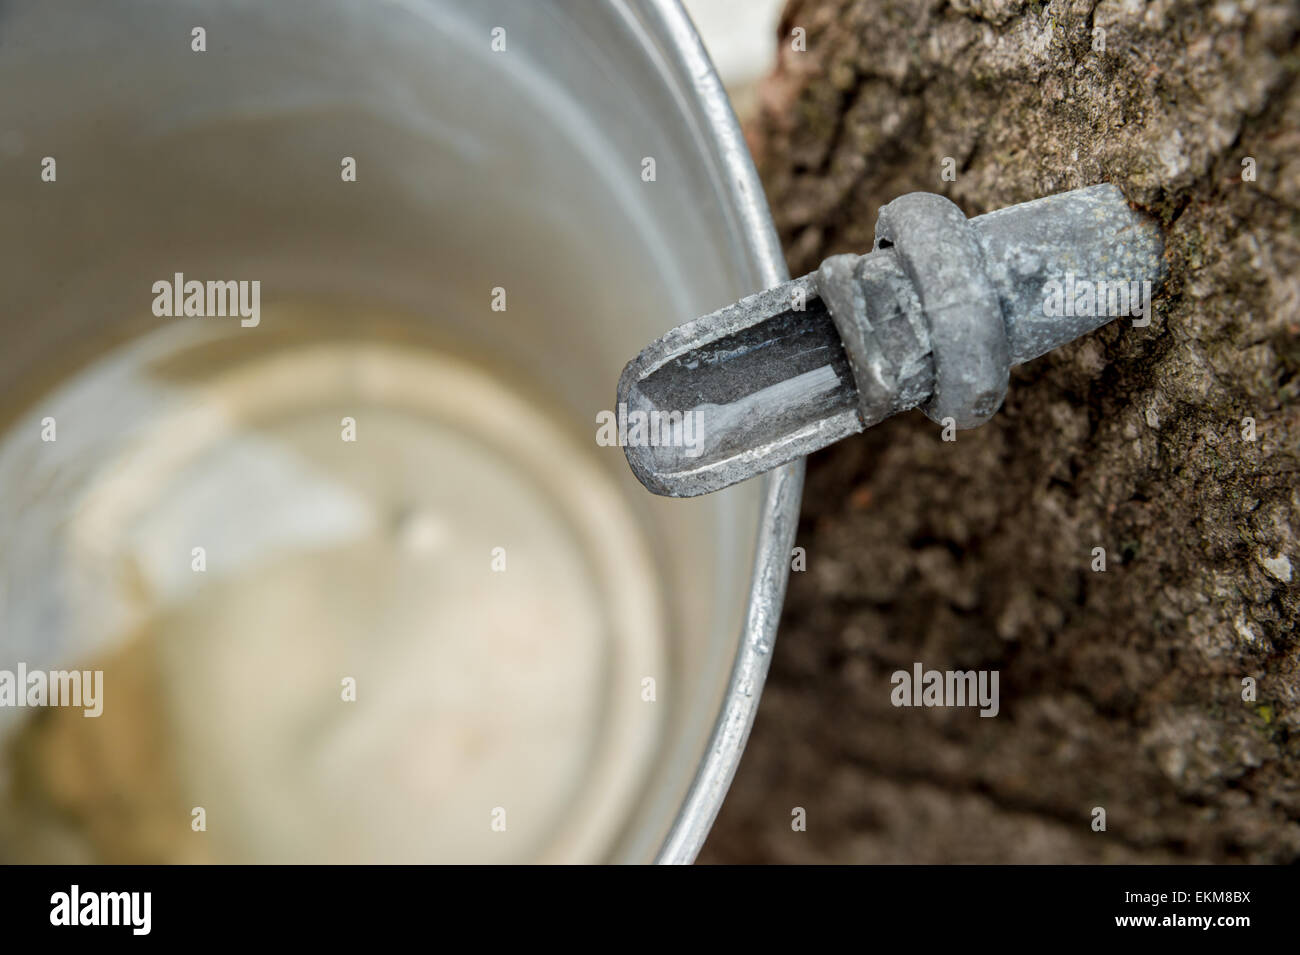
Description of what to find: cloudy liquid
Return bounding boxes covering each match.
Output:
[0,306,667,863]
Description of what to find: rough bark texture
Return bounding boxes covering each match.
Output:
[701,0,1300,863]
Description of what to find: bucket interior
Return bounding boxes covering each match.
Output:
[0,0,764,863]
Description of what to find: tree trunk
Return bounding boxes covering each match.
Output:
[701,0,1300,864]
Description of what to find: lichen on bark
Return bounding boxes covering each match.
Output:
[704,0,1300,863]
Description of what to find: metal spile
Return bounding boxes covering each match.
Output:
[617,183,1166,497]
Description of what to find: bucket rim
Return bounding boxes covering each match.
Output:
[627,0,806,865]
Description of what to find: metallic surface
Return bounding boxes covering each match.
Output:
[639,0,805,864]
[620,183,1166,497]
[0,0,798,865]
[873,191,1008,429]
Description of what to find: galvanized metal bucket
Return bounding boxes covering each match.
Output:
[0,0,797,863]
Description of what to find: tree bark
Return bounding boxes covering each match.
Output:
[701,0,1300,864]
